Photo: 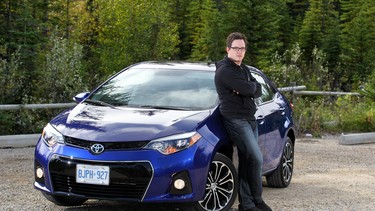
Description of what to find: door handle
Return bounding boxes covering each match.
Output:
[278,107,286,115]
[257,115,265,124]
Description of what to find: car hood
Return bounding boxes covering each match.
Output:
[51,103,212,142]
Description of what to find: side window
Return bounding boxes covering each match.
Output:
[252,72,275,103]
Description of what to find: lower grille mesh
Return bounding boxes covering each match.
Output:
[49,156,152,200]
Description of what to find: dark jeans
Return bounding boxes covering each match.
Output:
[223,117,263,209]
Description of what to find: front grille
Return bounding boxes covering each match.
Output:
[65,136,149,150]
[49,156,153,200]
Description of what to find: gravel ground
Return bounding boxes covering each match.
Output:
[1,136,374,211]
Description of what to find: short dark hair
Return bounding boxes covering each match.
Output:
[226,32,248,48]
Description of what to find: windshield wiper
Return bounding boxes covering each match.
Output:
[138,105,191,111]
[84,99,116,108]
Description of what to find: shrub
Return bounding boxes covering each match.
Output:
[336,96,374,132]
[293,95,375,136]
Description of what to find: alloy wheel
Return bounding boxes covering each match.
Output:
[198,154,237,211]
[282,141,293,183]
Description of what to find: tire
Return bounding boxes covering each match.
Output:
[42,192,87,206]
[266,137,294,188]
[195,153,238,211]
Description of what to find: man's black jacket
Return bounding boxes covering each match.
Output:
[215,56,262,120]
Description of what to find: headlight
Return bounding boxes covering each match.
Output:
[41,123,65,147]
[144,132,202,155]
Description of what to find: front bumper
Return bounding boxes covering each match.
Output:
[34,136,215,203]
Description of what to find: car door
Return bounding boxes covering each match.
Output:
[252,72,286,173]
[254,101,266,156]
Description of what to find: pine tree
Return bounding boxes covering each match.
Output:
[97,0,180,75]
[222,0,286,68]
[340,0,375,91]
[0,0,47,103]
[298,0,341,90]
[185,0,223,61]
[166,0,192,60]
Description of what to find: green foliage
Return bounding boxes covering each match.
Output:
[293,96,375,136]
[299,0,324,58]
[0,111,19,135]
[0,30,87,135]
[186,0,223,61]
[0,0,47,103]
[267,43,304,87]
[0,109,64,135]
[310,46,330,90]
[359,69,375,102]
[0,45,23,104]
[222,0,285,67]
[340,0,375,91]
[77,0,103,89]
[97,0,180,76]
[267,43,329,91]
[0,44,25,135]
[0,59,68,134]
[335,96,375,132]
[293,97,326,136]
[33,29,86,103]
[298,0,341,90]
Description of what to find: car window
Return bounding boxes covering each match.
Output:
[90,68,218,110]
[252,72,275,104]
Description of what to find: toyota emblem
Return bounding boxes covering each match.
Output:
[90,143,105,154]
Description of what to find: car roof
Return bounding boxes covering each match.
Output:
[128,60,263,74]
[129,61,216,71]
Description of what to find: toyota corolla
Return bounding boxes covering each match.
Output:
[34,61,295,211]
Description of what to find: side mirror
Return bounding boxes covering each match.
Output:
[73,92,90,103]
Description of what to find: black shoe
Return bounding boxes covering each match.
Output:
[255,201,272,211]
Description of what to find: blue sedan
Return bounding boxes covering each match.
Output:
[34,61,295,211]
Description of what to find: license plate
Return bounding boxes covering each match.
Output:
[76,164,110,185]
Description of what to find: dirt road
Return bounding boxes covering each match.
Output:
[1,136,374,210]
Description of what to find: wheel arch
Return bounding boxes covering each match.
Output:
[287,127,296,146]
[215,142,234,162]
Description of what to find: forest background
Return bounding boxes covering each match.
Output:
[0,0,374,136]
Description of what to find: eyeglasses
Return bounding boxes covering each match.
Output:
[230,47,246,52]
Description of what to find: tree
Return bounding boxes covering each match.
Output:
[185,0,224,61]
[221,0,286,68]
[287,0,310,19]
[0,45,23,104]
[76,0,102,89]
[0,0,49,103]
[298,0,341,90]
[299,0,324,64]
[34,29,86,103]
[340,0,375,91]
[166,0,192,60]
[97,0,180,75]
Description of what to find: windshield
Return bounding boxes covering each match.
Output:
[89,67,218,110]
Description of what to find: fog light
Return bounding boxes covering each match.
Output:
[36,167,44,178]
[174,179,186,190]
[170,171,192,194]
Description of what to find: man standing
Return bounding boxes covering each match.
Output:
[214,32,272,211]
